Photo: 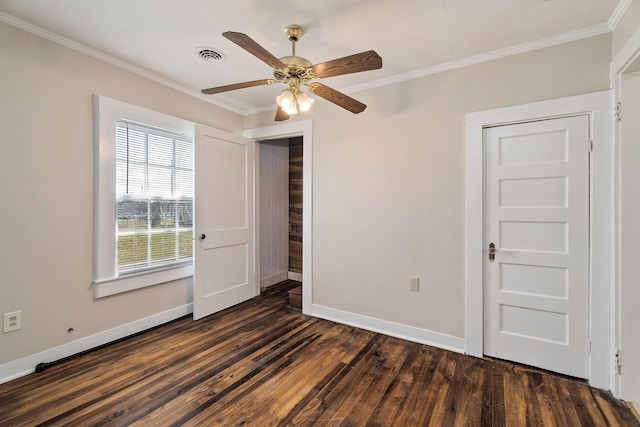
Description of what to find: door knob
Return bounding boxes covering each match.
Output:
[488,242,496,262]
[200,233,206,240]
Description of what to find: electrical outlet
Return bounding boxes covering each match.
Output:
[409,276,419,291]
[3,311,22,333]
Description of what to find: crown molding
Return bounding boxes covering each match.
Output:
[0,12,252,115]
[340,23,612,96]
[245,23,612,115]
[608,0,635,31]
[1,11,613,117]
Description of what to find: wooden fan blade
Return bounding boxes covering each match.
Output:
[223,31,286,69]
[275,107,290,122]
[310,50,382,79]
[202,79,272,95]
[308,83,366,114]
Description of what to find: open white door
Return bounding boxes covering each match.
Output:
[484,115,590,378]
[193,124,256,320]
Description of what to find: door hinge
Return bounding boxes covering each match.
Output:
[615,102,622,122]
[615,349,623,375]
[588,139,593,152]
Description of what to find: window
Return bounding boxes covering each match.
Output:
[116,120,193,274]
[93,95,194,298]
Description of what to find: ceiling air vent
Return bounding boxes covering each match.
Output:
[195,47,226,63]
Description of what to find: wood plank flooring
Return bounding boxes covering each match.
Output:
[1,280,638,426]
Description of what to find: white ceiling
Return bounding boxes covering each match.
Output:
[0,0,624,115]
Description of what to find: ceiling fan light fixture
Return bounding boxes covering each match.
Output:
[276,89,297,114]
[276,87,314,115]
[296,91,314,112]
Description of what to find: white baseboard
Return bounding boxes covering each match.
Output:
[287,271,302,282]
[1,302,465,385]
[312,304,466,354]
[260,272,288,289]
[0,303,193,385]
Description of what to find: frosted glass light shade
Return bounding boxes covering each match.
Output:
[276,88,314,115]
[276,89,297,115]
[297,91,314,112]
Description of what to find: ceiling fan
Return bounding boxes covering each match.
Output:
[201,25,383,121]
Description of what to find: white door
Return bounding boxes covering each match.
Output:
[193,124,256,320]
[483,115,590,378]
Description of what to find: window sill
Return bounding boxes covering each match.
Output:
[93,264,193,298]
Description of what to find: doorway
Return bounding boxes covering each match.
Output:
[244,119,313,314]
[256,136,303,291]
[464,91,612,388]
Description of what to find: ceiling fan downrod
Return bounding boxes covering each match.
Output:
[285,24,304,56]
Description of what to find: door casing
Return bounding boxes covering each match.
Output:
[611,25,640,401]
[464,91,612,389]
[244,120,313,314]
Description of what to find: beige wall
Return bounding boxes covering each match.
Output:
[246,34,612,338]
[0,17,612,368]
[0,22,243,364]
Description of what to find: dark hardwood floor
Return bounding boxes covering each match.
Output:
[1,280,637,426]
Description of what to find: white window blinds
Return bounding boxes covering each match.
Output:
[115,120,193,274]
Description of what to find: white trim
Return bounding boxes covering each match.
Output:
[611,26,640,83]
[260,272,288,289]
[0,303,192,385]
[287,271,303,282]
[93,265,193,298]
[608,0,635,31]
[313,305,465,354]
[613,70,624,400]
[0,11,612,116]
[341,24,611,96]
[610,16,640,400]
[93,95,195,298]
[465,91,613,390]
[0,12,249,115]
[244,120,313,315]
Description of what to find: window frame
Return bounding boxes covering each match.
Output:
[115,119,194,274]
[93,95,194,298]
